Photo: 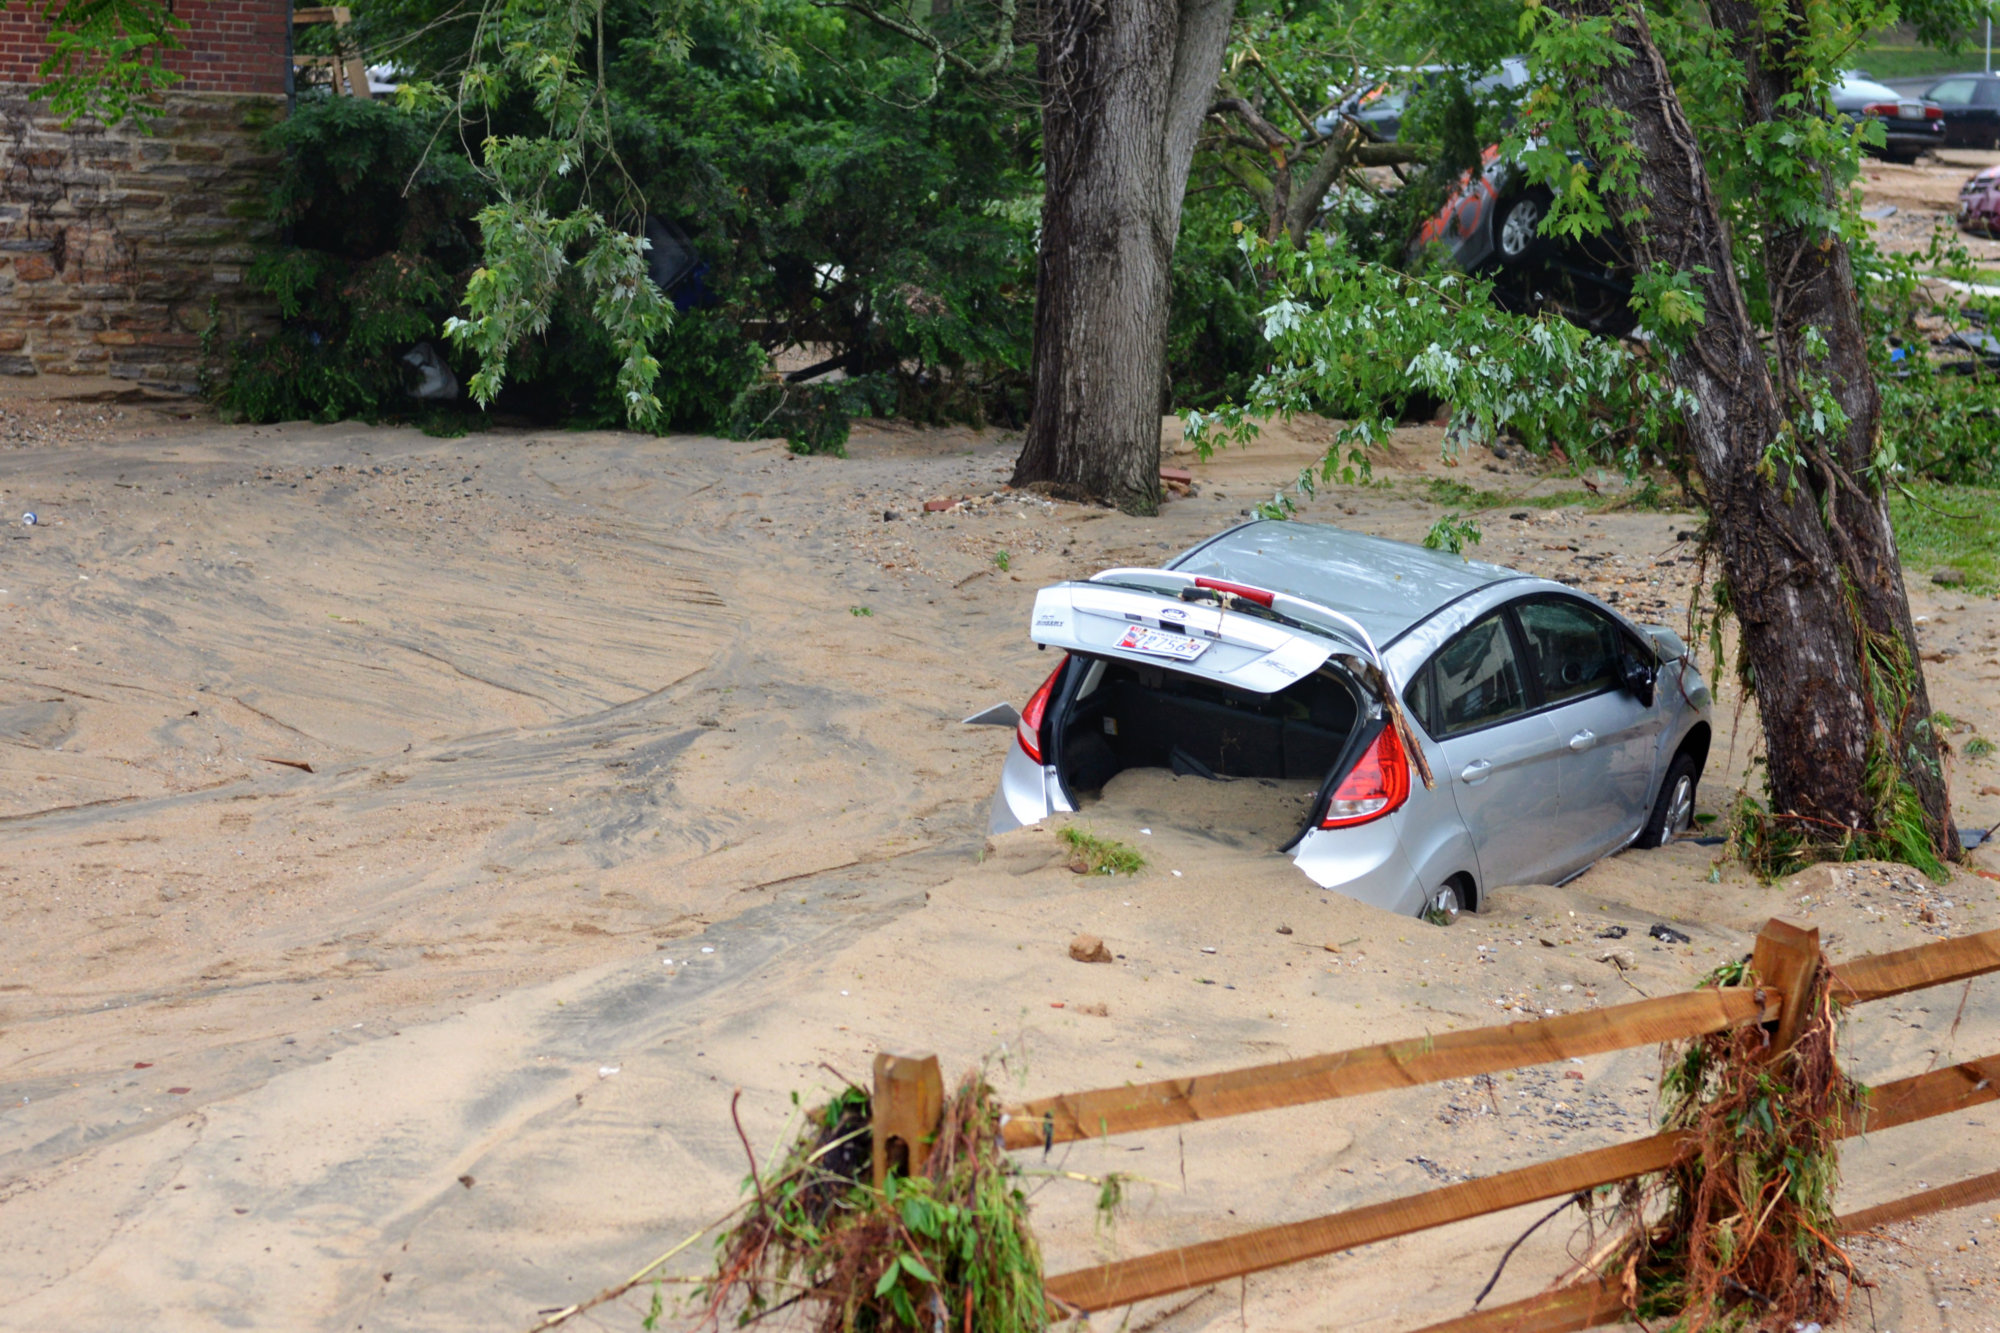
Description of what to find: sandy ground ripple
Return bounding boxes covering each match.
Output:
[0,409,1996,1331]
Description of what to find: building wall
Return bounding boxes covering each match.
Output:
[0,0,288,390]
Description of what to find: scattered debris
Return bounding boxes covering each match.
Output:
[258,757,315,773]
[1596,925,1629,939]
[1649,924,1691,944]
[1068,934,1113,963]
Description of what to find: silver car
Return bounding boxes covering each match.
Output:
[985,520,1713,920]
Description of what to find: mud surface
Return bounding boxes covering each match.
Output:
[1,409,1996,1331]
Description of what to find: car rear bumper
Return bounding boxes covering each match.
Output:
[988,742,1070,834]
[1290,818,1427,915]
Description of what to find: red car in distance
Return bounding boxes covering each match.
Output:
[1960,164,2000,236]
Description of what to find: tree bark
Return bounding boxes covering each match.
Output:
[1561,0,1885,836]
[1010,0,1236,513]
[1710,0,1957,858]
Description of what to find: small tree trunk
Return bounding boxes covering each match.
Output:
[1562,0,1880,833]
[1713,0,1958,859]
[1011,0,1235,514]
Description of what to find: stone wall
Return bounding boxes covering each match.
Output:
[0,89,284,391]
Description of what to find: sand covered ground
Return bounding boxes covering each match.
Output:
[1,398,1998,1331]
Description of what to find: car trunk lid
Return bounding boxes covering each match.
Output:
[1028,569,1383,696]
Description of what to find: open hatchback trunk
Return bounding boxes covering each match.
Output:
[995,570,1392,855]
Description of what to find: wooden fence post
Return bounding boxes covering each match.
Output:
[1751,918,1822,1056]
[872,1051,943,1188]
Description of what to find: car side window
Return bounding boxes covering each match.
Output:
[1932,79,1977,105]
[1515,597,1623,705]
[1979,80,2000,107]
[1428,612,1528,736]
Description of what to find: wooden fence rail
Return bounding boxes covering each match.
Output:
[1039,1051,2000,1312]
[869,921,2000,1326]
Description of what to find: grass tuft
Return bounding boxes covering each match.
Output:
[1057,826,1146,875]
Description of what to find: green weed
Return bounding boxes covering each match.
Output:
[1058,826,1145,876]
[849,606,873,617]
[1423,477,1479,506]
[1967,736,1997,761]
[994,550,1011,572]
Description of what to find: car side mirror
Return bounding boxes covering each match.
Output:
[1620,654,1656,707]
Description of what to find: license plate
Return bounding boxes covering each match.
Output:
[1117,625,1210,662]
[1898,102,1923,119]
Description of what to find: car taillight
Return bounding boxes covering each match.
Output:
[1862,102,1898,116]
[1320,723,1411,828]
[1016,657,1066,764]
[1927,105,1945,120]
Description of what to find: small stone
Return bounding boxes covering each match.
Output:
[1159,466,1193,485]
[1068,934,1113,963]
[883,510,899,521]
[1276,924,1293,935]
[922,497,955,513]
[1596,948,1636,970]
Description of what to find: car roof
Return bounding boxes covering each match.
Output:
[1170,519,1529,646]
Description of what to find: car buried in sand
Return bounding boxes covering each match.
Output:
[983,521,1713,921]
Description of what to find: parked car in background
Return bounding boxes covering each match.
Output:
[1832,73,1944,161]
[1922,72,2000,148]
[1961,164,2000,234]
[1413,145,1636,337]
[984,521,1713,921]
[1331,57,1529,143]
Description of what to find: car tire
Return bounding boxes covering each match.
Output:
[1423,877,1472,926]
[1635,750,1701,849]
[1496,190,1552,266]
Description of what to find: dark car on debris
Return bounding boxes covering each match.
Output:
[1414,146,1637,339]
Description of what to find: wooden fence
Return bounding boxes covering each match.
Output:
[869,919,2000,1330]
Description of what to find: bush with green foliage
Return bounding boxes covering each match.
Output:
[215,95,484,426]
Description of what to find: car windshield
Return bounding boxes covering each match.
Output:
[1838,75,1902,101]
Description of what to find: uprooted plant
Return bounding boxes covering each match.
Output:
[699,1074,1047,1332]
[1596,960,1860,1330]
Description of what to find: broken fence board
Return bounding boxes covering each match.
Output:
[1399,1280,1628,1333]
[1403,1165,2000,1333]
[1001,988,1774,1151]
[1040,1051,2000,1313]
[1827,926,2000,1004]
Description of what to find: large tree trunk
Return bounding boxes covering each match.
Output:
[1562,0,1887,836]
[1711,0,1957,858]
[1010,0,1235,514]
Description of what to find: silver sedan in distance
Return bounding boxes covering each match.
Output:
[985,520,1713,921]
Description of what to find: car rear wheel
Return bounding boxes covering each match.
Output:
[1636,751,1700,849]
[1496,190,1551,265]
[1423,877,1472,926]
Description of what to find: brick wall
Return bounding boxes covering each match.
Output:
[1,0,289,96]
[0,1,287,390]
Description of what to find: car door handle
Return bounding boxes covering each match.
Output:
[1568,729,1596,751]
[1459,760,1492,784]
